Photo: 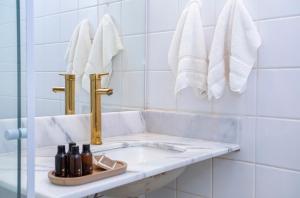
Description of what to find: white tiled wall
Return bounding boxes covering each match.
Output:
[145,0,300,197]
[33,0,146,116]
[0,0,18,119]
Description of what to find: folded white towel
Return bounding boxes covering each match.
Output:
[65,19,92,76]
[82,14,123,93]
[168,0,208,96]
[207,0,261,99]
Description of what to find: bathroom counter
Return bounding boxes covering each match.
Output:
[0,133,239,198]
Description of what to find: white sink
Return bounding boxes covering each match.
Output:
[93,142,185,164]
[92,142,186,198]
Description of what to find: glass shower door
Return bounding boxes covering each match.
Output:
[0,0,25,197]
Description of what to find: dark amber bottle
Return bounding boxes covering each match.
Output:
[81,144,93,176]
[66,142,76,176]
[69,146,82,177]
[55,145,67,177]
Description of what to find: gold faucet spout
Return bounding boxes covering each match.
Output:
[96,88,113,96]
[52,87,65,93]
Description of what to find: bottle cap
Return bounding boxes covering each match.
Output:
[57,145,65,154]
[68,142,76,151]
[71,145,79,154]
[82,144,91,153]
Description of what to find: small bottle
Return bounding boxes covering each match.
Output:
[81,144,93,176]
[55,145,67,177]
[66,142,76,176]
[69,146,82,177]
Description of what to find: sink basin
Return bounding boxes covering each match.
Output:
[92,142,186,198]
[93,143,185,165]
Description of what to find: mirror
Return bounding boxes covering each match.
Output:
[33,0,146,116]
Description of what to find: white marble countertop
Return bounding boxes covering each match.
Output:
[0,133,239,198]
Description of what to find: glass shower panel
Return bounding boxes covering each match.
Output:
[0,0,24,197]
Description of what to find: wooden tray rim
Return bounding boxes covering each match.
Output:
[48,160,127,186]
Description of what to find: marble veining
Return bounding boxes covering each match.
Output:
[0,111,145,153]
[143,110,239,144]
[0,133,239,198]
[0,110,240,197]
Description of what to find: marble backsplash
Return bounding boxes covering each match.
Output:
[0,111,145,153]
[143,110,239,144]
[0,110,239,153]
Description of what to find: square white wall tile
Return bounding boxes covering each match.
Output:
[256,118,300,171]
[212,70,257,115]
[258,0,300,19]
[147,71,176,110]
[147,32,173,71]
[258,17,300,68]
[60,0,78,12]
[60,11,78,42]
[34,0,60,17]
[122,71,145,108]
[36,99,63,116]
[123,35,145,71]
[147,0,179,32]
[34,43,67,71]
[78,0,98,8]
[34,15,60,44]
[78,6,98,31]
[146,187,176,198]
[213,158,254,198]
[122,0,146,35]
[222,117,256,163]
[256,165,300,198]
[257,69,300,119]
[177,160,212,197]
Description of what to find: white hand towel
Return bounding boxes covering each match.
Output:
[207,0,261,100]
[65,19,92,76]
[168,0,208,96]
[82,14,123,93]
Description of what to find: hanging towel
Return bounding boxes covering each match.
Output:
[168,0,208,96]
[65,19,92,76]
[207,0,261,100]
[82,14,123,93]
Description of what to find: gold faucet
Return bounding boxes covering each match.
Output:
[90,73,113,145]
[52,74,76,115]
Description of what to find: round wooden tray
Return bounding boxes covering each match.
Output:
[48,160,127,186]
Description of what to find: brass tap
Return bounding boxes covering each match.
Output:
[90,73,113,145]
[52,74,76,115]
